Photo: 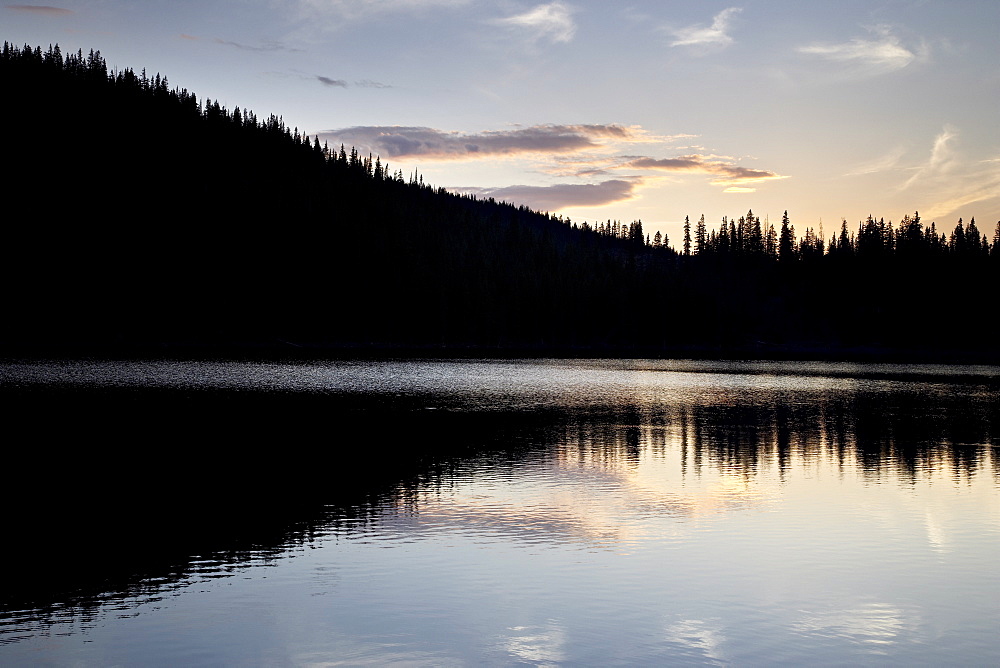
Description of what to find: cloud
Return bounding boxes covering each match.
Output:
[667,7,741,48]
[316,75,348,87]
[844,146,906,177]
[313,75,391,89]
[899,126,1000,220]
[214,38,304,53]
[318,122,783,200]
[5,4,72,15]
[798,25,926,76]
[355,79,392,88]
[261,70,391,90]
[921,164,1000,221]
[317,124,638,159]
[492,1,576,44]
[626,155,786,186]
[541,156,633,178]
[902,125,957,191]
[451,179,639,212]
[297,0,470,22]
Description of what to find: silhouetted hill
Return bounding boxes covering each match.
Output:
[3,43,998,360]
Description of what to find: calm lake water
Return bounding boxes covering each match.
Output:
[1,358,998,666]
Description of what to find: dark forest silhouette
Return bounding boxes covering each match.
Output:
[3,43,998,358]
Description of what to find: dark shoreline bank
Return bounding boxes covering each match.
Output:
[1,340,998,365]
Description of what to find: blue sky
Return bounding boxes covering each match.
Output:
[6,0,998,243]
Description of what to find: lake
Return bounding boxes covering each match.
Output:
[1,358,998,666]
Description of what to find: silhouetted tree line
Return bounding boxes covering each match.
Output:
[2,43,997,358]
[684,208,997,263]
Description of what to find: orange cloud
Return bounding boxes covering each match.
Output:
[627,155,786,186]
[318,124,640,160]
[451,179,639,212]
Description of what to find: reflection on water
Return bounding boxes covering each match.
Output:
[1,359,998,665]
[504,622,566,666]
[791,603,910,650]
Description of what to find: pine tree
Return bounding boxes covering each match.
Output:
[695,215,707,255]
[778,211,795,262]
[837,219,852,256]
[950,218,966,255]
[764,224,777,258]
[967,217,982,255]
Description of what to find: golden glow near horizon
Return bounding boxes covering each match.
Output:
[5,2,998,244]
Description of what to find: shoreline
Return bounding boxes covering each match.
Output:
[1,339,998,365]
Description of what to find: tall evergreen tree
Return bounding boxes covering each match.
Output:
[695,215,707,255]
[764,223,778,258]
[778,211,795,262]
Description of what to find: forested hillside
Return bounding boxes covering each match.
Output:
[3,43,998,359]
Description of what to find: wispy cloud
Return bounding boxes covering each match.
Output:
[313,75,391,89]
[214,38,304,53]
[544,154,785,190]
[899,125,1000,220]
[844,146,907,177]
[297,0,470,22]
[626,155,784,186]
[317,124,638,159]
[901,124,957,191]
[920,161,1000,221]
[452,179,639,212]
[798,25,926,76]
[492,2,577,44]
[355,79,392,89]
[666,7,741,48]
[555,152,787,190]
[262,70,392,90]
[316,75,348,88]
[5,4,72,15]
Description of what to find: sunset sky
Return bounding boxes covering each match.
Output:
[6,0,998,243]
